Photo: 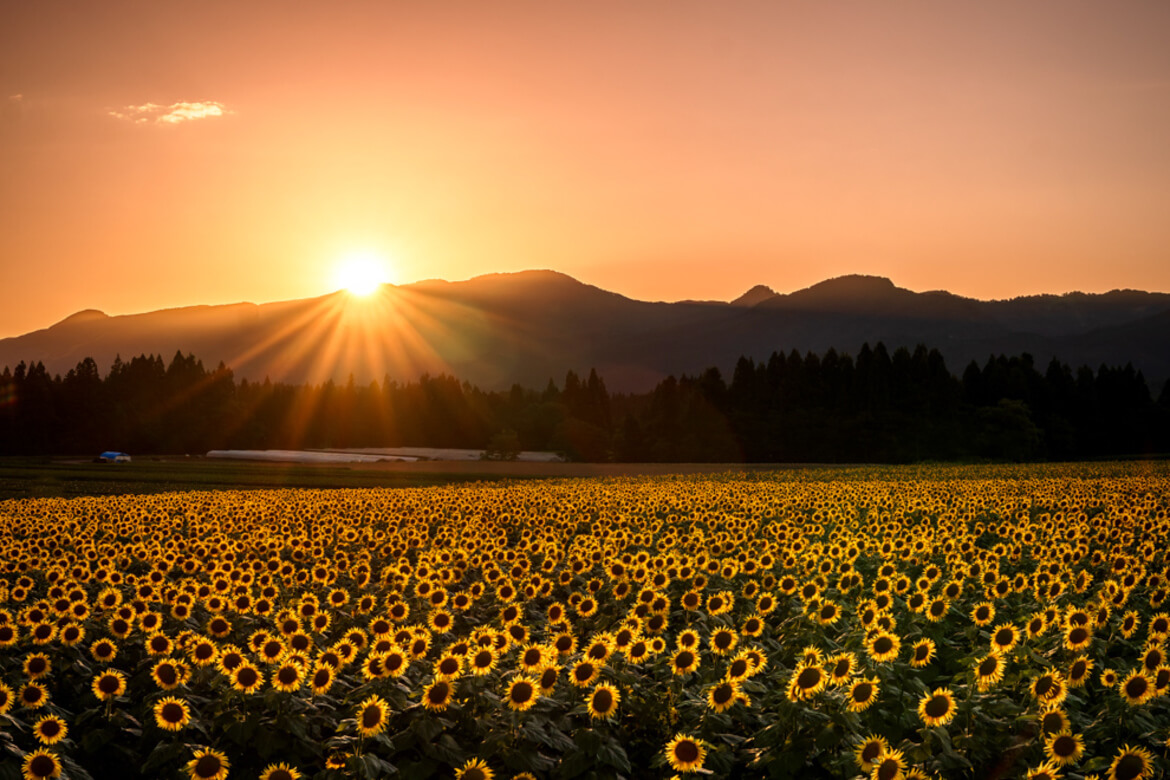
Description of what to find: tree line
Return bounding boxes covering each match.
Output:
[2,343,1168,462]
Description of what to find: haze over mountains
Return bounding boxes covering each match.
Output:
[3,271,1168,393]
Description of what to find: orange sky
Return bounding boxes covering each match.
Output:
[3,1,1169,338]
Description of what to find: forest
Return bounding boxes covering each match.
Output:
[2,343,1167,462]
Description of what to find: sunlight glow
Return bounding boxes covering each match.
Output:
[333,251,392,297]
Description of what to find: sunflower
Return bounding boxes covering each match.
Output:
[0,682,12,716]
[59,623,85,647]
[971,602,995,626]
[422,679,453,711]
[925,597,950,623]
[1026,613,1048,639]
[725,651,755,682]
[909,639,936,668]
[816,600,841,626]
[974,653,1005,691]
[21,750,62,780]
[190,640,219,667]
[432,653,463,681]
[381,647,409,678]
[710,628,738,656]
[231,662,264,694]
[1139,644,1164,673]
[1044,731,1085,767]
[917,687,956,728]
[504,676,539,712]
[1107,744,1154,780]
[1117,670,1154,706]
[186,748,230,780]
[258,763,301,780]
[787,662,827,702]
[866,631,900,663]
[1067,655,1093,688]
[357,695,390,737]
[1038,706,1070,735]
[90,638,118,663]
[1063,624,1092,653]
[588,682,621,720]
[32,715,68,745]
[706,680,740,713]
[271,662,303,692]
[469,647,497,676]
[533,665,558,695]
[665,734,707,773]
[823,650,861,687]
[517,644,548,673]
[854,736,890,772]
[454,758,494,780]
[671,649,700,676]
[1031,669,1068,706]
[570,660,600,687]
[308,664,335,696]
[1025,760,1063,780]
[91,671,125,701]
[870,747,906,780]
[676,629,701,649]
[151,658,188,691]
[990,623,1019,655]
[154,697,192,731]
[846,677,880,712]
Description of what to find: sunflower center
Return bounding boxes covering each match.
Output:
[29,755,58,777]
[1069,627,1087,644]
[797,668,822,689]
[1124,677,1148,698]
[162,702,184,722]
[876,759,900,780]
[237,667,258,687]
[979,658,998,676]
[440,658,460,675]
[853,682,872,701]
[715,633,733,649]
[511,681,533,703]
[995,629,1013,645]
[1034,677,1053,696]
[862,742,882,762]
[713,684,734,704]
[194,755,222,777]
[874,637,892,654]
[925,695,950,718]
[1052,735,1076,756]
[463,770,485,780]
[676,651,695,668]
[41,720,61,736]
[362,705,382,728]
[428,682,450,703]
[98,676,120,694]
[1114,754,1144,780]
[594,688,614,710]
[674,740,700,762]
[278,667,298,685]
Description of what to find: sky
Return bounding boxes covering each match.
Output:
[3,0,1169,338]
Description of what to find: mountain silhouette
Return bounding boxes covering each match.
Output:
[3,271,1168,392]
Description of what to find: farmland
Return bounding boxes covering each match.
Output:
[1,463,1168,779]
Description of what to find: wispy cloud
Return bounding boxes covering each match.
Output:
[109,101,230,125]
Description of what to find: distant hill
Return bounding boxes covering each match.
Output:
[2,270,1169,392]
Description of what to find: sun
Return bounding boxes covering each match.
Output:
[333,251,392,297]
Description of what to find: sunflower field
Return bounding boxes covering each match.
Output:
[1,463,1169,780]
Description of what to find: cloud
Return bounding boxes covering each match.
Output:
[109,101,230,125]
[8,94,22,102]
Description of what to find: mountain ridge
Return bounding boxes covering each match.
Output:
[3,271,1169,393]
